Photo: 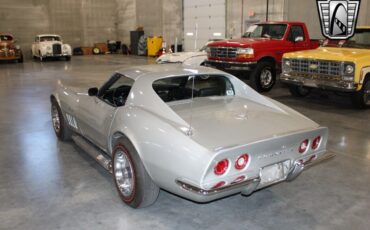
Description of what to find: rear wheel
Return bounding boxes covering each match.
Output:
[250,61,276,92]
[112,138,159,208]
[352,79,370,109]
[51,98,72,141]
[289,85,312,97]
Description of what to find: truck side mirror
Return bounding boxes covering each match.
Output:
[88,87,98,96]
[294,36,304,42]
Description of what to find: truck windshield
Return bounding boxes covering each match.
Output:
[243,24,287,39]
[40,36,61,42]
[0,35,13,41]
[341,29,370,49]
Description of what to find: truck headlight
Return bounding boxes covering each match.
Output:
[345,64,354,75]
[236,48,254,55]
[236,48,254,58]
[46,46,52,51]
[62,44,69,50]
[283,58,292,72]
[205,46,211,54]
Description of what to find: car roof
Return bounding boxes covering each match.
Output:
[116,64,228,81]
[257,21,304,25]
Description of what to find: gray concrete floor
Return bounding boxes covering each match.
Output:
[0,55,369,230]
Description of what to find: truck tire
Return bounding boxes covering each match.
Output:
[351,79,370,109]
[51,98,72,141]
[250,61,276,92]
[112,138,159,208]
[289,85,312,97]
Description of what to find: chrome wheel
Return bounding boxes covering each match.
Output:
[114,150,134,198]
[51,105,61,133]
[260,68,273,89]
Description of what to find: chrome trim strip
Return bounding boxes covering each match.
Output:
[176,177,260,196]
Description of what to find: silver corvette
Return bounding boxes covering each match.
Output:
[51,64,330,208]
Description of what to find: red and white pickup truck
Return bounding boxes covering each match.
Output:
[205,21,320,92]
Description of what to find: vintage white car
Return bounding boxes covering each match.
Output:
[32,34,72,61]
[156,43,211,66]
[51,64,331,208]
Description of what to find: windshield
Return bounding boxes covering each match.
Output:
[40,36,61,42]
[341,29,370,49]
[0,35,13,41]
[243,24,287,39]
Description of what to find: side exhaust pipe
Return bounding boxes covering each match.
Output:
[72,135,112,174]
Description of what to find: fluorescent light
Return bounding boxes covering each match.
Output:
[186,32,194,36]
[213,32,222,37]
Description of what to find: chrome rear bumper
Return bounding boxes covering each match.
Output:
[176,153,335,198]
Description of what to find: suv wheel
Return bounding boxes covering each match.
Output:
[289,85,312,97]
[352,79,370,109]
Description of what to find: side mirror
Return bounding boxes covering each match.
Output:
[294,36,304,42]
[88,87,98,96]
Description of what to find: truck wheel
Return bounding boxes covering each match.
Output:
[112,139,159,208]
[351,79,370,109]
[51,98,72,141]
[250,61,276,92]
[289,85,312,97]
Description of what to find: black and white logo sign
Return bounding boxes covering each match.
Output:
[317,0,361,39]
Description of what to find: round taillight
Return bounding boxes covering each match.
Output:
[235,154,249,170]
[212,181,226,189]
[214,159,229,175]
[298,139,309,154]
[312,136,321,150]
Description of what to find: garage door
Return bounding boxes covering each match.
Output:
[183,0,226,51]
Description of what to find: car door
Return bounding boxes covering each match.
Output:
[76,74,134,151]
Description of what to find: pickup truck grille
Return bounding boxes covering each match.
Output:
[290,59,341,76]
[53,44,62,55]
[209,47,237,58]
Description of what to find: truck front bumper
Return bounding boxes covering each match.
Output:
[280,72,358,92]
[204,60,257,71]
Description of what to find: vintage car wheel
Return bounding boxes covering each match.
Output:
[39,52,44,62]
[250,61,276,92]
[51,98,72,141]
[289,85,312,97]
[112,139,159,208]
[352,79,370,109]
[18,54,24,63]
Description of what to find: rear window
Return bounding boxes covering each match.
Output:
[153,75,235,103]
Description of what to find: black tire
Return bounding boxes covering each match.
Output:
[351,79,370,109]
[250,61,276,92]
[65,56,71,61]
[289,85,312,97]
[51,98,72,141]
[18,54,24,63]
[112,138,159,208]
[39,52,43,62]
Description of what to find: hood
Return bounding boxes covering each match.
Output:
[208,38,279,48]
[169,96,318,150]
[284,47,370,62]
[157,51,206,63]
